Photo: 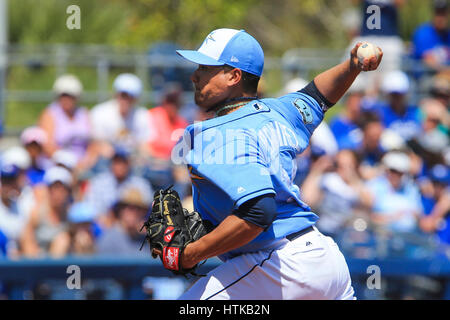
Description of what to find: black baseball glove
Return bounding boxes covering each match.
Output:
[140,186,212,275]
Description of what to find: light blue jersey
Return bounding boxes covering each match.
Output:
[173,91,325,260]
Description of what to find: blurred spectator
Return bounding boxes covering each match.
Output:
[412,0,450,72]
[346,0,406,95]
[20,166,73,258]
[419,99,449,157]
[1,146,32,190]
[359,0,405,68]
[341,2,362,42]
[428,72,450,108]
[409,97,449,171]
[419,164,450,244]
[51,148,85,202]
[145,83,188,161]
[52,149,78,172]
[366,151,424,233]
[140,84,190,191]
[356,111,386,179]
[418,75,450,157]
[295,145,329,187]
[49,202,98,258]
[376,70,422,141]
[83,148,153,226]
[329,78,365,150]
[147,42,195,92]
[20,126,52,186]
[0,230,7,257]
[89,73,148,154]
[0,163,35,258]
[301,149,372,238]
[39,74,91,161]
[96,186,151,257]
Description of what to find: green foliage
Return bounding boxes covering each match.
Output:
[398,0,433,44]
[9,0,131,45]
[8,0,437,52]
[3,0,440,129]
[8,0,354,52]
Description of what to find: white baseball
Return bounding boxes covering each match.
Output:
[357,42,380,65]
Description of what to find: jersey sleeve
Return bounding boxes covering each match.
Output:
[195,129,276,208]
[274,87,326,149]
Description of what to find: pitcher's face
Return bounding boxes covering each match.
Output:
[191,65,231,110]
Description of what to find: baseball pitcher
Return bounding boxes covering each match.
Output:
[142,28,382,299]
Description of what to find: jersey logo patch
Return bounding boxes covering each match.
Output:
[237,186,246,194]
[293,99,313,124]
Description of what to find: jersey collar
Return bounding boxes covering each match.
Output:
[192,100,270,133]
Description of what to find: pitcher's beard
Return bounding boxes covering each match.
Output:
[195,91,225,113]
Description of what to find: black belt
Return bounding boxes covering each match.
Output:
[286,226,314,241]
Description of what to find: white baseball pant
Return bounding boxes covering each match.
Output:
[178,227,355,300]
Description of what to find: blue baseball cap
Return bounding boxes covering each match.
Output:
[112,146,130,160]
[0,163,20,178]
[176,28,264,77]
[429,164,450,185]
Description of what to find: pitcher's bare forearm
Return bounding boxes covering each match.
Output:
[182,215,263,269]
[314,43,382,104]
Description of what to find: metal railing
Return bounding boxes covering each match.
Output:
[1,254,450,299]
[0,43,437,134]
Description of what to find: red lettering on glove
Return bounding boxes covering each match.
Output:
[164,226,175,243]
[163,247,180,271]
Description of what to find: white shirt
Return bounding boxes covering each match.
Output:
[316,172,359,234]
[90,99,149,145]
[0,186,35,241]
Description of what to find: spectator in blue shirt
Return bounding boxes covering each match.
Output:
[83,147,153,226]
[419,164,450,244]
[366,151,424,233]
[301,149,372,238]
[329,80,365,150]
[376,70,422,141]
[96,186,151,257]
[0,229,7,257]
[47,202,99,257]
[0,163,35,258]
[356,111,386,180]
[412,0,450,71]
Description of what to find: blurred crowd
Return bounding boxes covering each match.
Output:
[0,0,448,266]
[0,72,203,260]
[299,0,450,261]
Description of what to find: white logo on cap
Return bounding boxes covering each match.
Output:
[237,186,246,194]
[231,56,239,62]
[205,32,216,44]
[198,29,241,61]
